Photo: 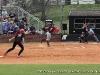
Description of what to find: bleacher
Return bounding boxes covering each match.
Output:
[0,5,43,35]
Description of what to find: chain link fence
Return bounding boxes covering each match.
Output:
[0,5,43,34]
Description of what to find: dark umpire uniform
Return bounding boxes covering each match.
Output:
[4,31,25,57]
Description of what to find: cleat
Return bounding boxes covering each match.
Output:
[41,39,43,43]
[3,53,7,56]
[17,55,21,58]
[48,45,50,47]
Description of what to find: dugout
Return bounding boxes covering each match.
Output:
[45,19,53,26]
[69,10,100,34]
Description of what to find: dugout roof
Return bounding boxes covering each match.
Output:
[69,10,100,16]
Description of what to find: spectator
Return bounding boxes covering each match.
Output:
[2,23,7,35]
[2,9,8,19]
[12,23,18,34]
[8,25,14,35]
[30,24,36,31]
[8,10,16,22]
[22,16,27,23]
[2,22,11,35]
[29,24,36,35]
[54,26,59,34]
[24,23,30,32]
[6,22,12,31]
[19,20,25,29]
[0,11,4,21]
[36,29,42,34]
[14,16,20,26]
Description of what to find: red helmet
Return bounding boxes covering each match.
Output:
[20,29,25,33]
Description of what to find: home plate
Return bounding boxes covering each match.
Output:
[0,56,4,58]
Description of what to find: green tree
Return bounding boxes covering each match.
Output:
[15,0,51,21]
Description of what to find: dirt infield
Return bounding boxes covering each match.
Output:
[0,42,100,64]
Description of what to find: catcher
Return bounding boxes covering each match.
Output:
[79,32,85,43]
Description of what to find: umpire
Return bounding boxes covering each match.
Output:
[4,29,25,58]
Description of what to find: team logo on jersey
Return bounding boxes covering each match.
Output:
[17,34,22,37]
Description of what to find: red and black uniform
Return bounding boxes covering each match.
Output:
[5,33,25,56]
[48,26,55,34]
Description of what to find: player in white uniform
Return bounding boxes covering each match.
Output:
[41,24,55,47]
[45,30,51,47]
[46,31,51,41]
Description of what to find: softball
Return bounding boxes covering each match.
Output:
[73,31,75,32]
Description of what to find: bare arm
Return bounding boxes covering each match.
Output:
[86,27,88,31]
[9,37,15,42]
[87,22,90,26]
[22,38,25,44]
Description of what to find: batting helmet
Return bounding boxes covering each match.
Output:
[20,29,25,33]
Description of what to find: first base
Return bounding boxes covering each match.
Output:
[0,56,4,58]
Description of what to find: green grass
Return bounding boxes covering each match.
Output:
[0,64,100,75]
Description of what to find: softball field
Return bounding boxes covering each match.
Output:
[0,42,100,64]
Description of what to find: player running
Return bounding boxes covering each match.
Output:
[4,29,25,58]
[41,24,55,47]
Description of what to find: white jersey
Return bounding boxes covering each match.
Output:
[46,32,51,41]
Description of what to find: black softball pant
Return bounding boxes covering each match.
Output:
[84,33,89,42]
[6,41,24,56]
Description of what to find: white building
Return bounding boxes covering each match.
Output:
[71,0,95,4]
